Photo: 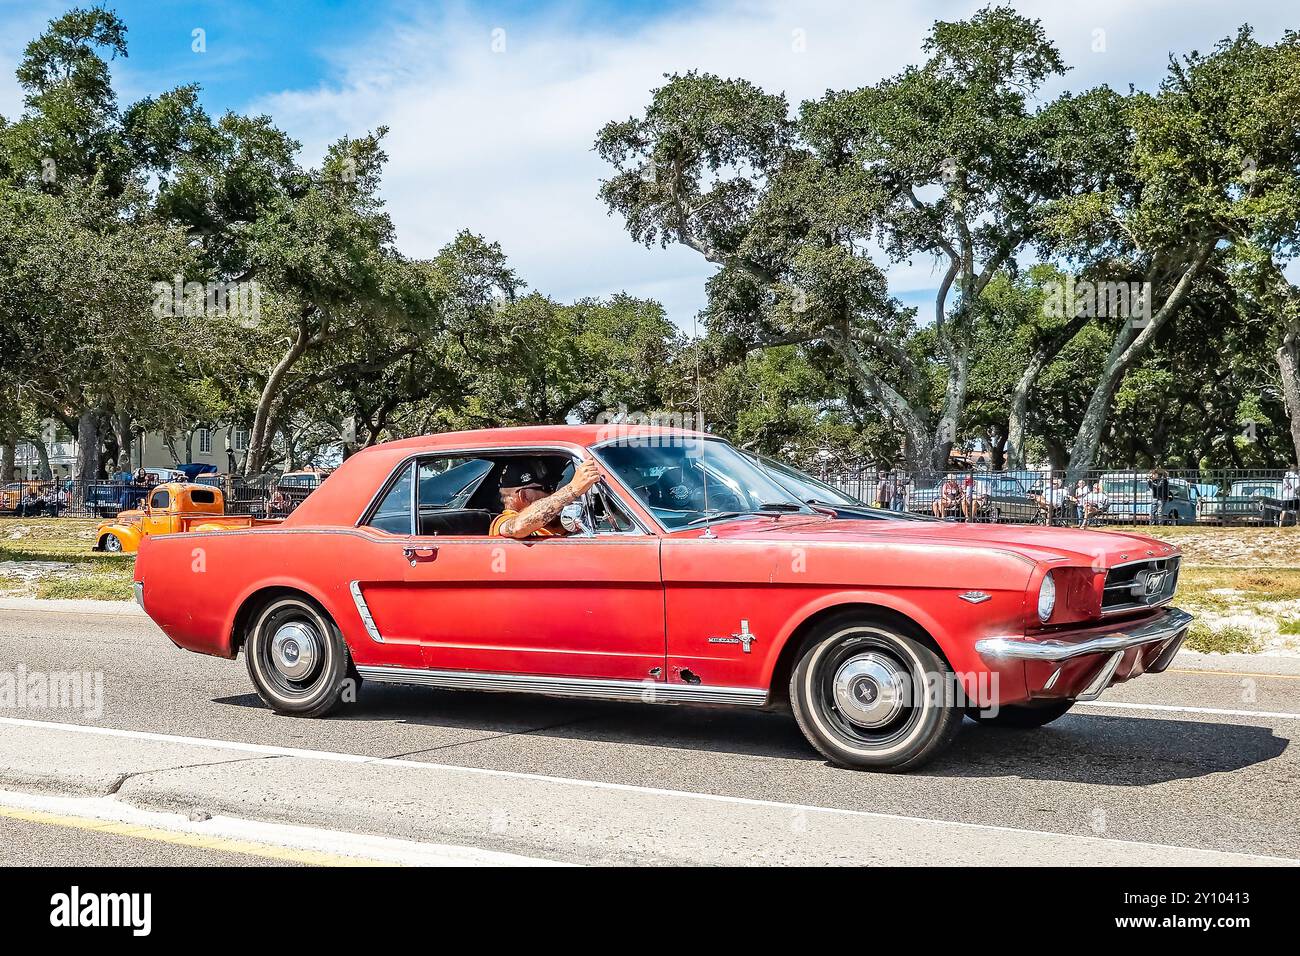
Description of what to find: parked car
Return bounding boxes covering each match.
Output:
[1095,474,1198,526]
[0,482,40,514]
[742,453,933,521]
[1196,478,1283,525]
[272,468,333,511]
[84,481,148,518]
[134,425,1191,772]
[909,473,1038,522]
[94,483,283,553]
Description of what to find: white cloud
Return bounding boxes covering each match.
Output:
[224,1,1300,330]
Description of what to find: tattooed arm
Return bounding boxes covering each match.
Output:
[497,460,602,538]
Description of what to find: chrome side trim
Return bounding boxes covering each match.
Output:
[349,581,383,643]
[354,665,768,707]
[975,607,1193,663]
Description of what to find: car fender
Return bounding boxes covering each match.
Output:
[219,573,349,659]
[761,585,1029,697]
[96,525,142,553]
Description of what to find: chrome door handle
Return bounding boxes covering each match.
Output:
[402,546,438,565]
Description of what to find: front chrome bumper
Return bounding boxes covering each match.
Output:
[975,607,1194,663]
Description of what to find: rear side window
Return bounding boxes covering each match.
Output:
[190,489,216,505]
[367,463,414,534]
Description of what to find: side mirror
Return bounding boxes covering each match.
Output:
[559,500,593,536]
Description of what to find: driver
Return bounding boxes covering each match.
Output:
[490,456,602,538]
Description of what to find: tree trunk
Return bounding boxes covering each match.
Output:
[23,436,52,480]
[1007,312,1091,469]
[0,440,13,482]
[1278,319,1300,467]
[988,428,1007,471]
[75,409,99,487]
[930,350,969,473]
[828,333,933,475]
[1065,245,1212,482]
[110,410,133,471]
[248,311,322,475]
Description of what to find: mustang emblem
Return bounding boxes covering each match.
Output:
[1142,570,1167,596]
[708,620,757,653]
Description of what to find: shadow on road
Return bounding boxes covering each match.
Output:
[214,683,1290,785]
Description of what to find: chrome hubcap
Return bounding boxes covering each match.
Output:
[269,621,320,681]
[832,652,908,728]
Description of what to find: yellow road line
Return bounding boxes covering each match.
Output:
[1168,667,1300,681]
[0,805,389,866]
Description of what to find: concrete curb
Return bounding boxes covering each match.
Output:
[0,597,142,616]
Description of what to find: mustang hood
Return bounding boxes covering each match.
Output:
[684,515,1178,568]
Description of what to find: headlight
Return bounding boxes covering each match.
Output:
[1037,571,1056,622]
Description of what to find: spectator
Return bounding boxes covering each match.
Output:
[1081,482,1110,528]
[890,468,909,512]
[933,475,962,519]
[874,469,894,509]
[963,475,991,522]
[1044,477,1066,525]
[1148,467,1171,526]
[1282,466,1299,527]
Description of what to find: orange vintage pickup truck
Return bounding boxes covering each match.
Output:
[94,483,282,553]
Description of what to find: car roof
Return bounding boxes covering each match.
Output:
[377,423,713,451]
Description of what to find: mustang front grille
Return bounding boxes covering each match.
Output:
[1101,556,1180,616]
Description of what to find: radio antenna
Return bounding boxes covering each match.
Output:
[693,310,713,538]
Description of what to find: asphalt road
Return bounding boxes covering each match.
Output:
[1,606,1297,865]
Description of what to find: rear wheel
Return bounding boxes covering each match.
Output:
[790,614,963,771]
[967,699,1075,728]
[244,596,353,717]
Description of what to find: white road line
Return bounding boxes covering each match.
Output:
[0,787,566,867]
[0,715,1293,864]
[1078,700,1300,721]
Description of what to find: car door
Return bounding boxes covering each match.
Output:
[140,488,174,537]
[359,453,666,682]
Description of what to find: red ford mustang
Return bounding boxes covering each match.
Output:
[134,425,1191,771]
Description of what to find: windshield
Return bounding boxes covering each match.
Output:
[598,439,814,530]
[1232,482,1280,496]
[748,455,861,506]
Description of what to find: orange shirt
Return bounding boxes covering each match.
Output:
[489,510,564,537]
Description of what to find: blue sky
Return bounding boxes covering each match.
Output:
[1,0,1295,329]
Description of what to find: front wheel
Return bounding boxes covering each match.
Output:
[244,596,353,717]
[967,699,1075,728]
[790,615,963,771]
[100,534,123,553]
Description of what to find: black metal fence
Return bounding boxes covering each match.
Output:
[4,466,1298,527]
[826,467,1300,527]
[0,474,299,520]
